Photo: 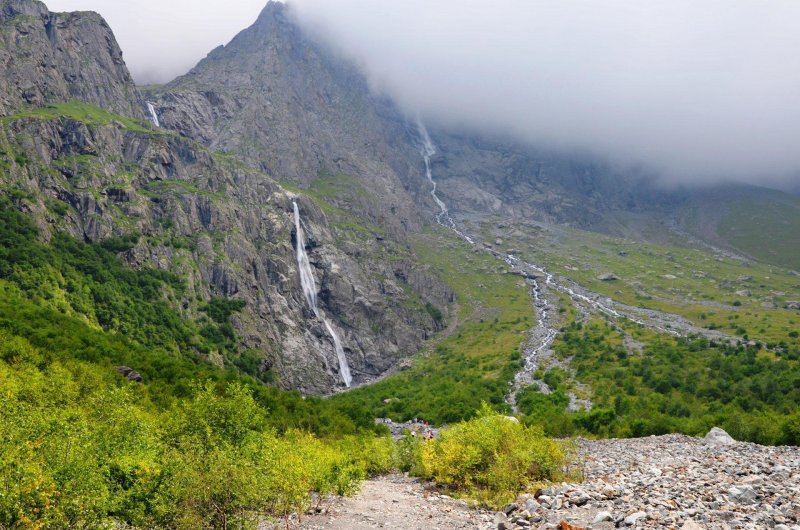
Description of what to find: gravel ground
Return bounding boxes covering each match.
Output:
[281,432,799,530]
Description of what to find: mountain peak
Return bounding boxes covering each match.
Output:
[1,0,48,20]
[0,0,144,118]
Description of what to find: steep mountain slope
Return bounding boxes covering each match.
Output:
[0,0,450,394]
[150,2,433,240]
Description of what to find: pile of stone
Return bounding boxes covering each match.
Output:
[493,428,799,529]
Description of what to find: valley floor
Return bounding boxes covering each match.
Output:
[277,434,800,530]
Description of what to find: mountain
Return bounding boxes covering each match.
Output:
[0,0,450,394]
[149,2,432,240]
[2,0,798,412]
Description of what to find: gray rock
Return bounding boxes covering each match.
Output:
[597,273,620,281]
[115,365,143,382]
[704,427,736,445]
[592,511,614,524]
[569,490,590,506]
[624,511,647,525]
[0,0,146,118]
[728,486,757,504]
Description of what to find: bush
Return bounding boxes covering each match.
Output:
[0,350,384,529]
[415,404,568,507]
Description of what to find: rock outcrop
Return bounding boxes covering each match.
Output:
[0,0,145,118]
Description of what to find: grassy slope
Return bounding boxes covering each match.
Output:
[0,101,163,134]
[519,315,800,445]
[464,218,800,444]
[477,218,800,350]
[681,187,800,271]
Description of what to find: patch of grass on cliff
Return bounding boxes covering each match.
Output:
[331,226,533,424]
[518,319,800,445]
[715,195,800,271]
[0,101,163,135]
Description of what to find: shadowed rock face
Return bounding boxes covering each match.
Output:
[0,0,452,394]
[0,0,145,119]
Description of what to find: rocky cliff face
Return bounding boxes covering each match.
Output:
[0,0,145,119]
[0,0,451,394]
[149,2,436,240]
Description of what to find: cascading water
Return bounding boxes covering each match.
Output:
[293,201,352,387]
[415,118,699,408]
[416,120,474,244]
[146,102,160,128]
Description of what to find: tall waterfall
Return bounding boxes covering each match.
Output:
[293,201,353,387]
[146,102,160,128]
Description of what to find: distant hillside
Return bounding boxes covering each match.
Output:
[678,185,800,270]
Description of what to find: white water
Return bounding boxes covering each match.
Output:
[293,201,353,387]
[417,120,474,244]
[146,102,160,128]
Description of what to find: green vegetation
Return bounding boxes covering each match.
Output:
[331,227,533,423]
[480,218,800,350]
[715,194,800,271]
[518,320,800,445]
[408,404,570,508]
[0,337,394,529]
[0,101,163,135]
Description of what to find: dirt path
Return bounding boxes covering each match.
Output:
[294,473,491,530]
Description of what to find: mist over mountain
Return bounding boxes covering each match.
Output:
[290,0,800,190]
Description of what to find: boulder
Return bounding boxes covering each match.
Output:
[704,427,735,445]
[115,366,143,383]
[728,485,757,504]
[785,301,800,310]
[597,273,619,281]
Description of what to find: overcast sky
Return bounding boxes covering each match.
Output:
[44,0,800,188]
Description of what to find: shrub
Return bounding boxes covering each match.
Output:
[416,404,568,507]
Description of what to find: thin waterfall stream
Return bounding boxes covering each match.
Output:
[293,201,352,387]
[414,120,704,408]
[146,102,160,128]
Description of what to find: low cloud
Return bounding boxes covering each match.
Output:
[291,0,800,189]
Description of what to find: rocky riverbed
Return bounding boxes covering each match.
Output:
[503,431,800,530]
[287,430,799,530]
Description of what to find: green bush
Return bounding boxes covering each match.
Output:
[415,404,568,507]
[0,343,389,529]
